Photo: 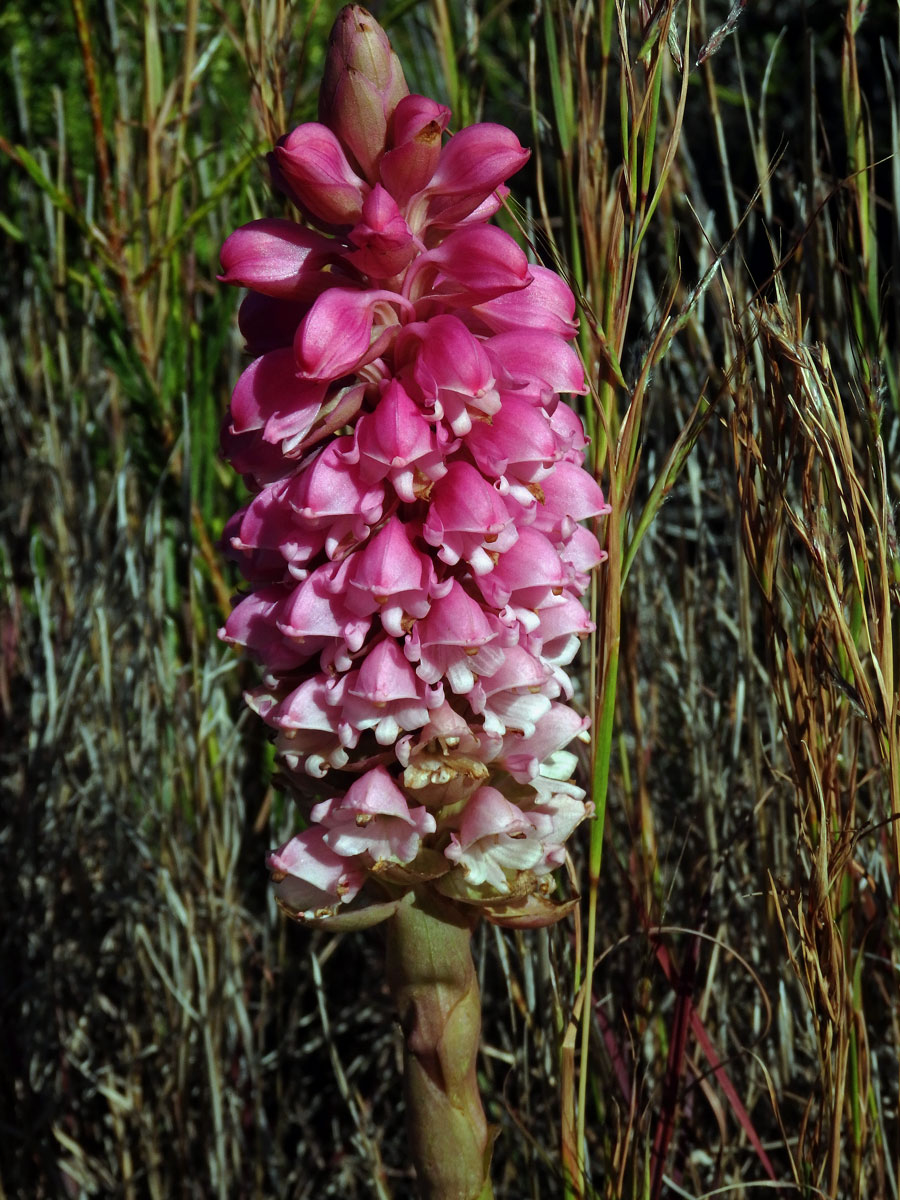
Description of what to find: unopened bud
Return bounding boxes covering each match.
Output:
[319,5,409,183]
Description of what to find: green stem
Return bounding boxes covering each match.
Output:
[386,888,494,1200]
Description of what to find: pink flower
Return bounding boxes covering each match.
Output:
[311,766,436,863]
[218,6,609,921]
[445,787,545,891]
[347,185,416,277]
[218,219,336,299]
[422,461,518,575]
[267,828,366,916]
[275,123,370,227]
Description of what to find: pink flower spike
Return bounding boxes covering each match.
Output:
[294,286,410,380]
[312,766,436,863]
[413,123,530,231]
[276,123,370,227]
[218,218,336,300]
[423,461,518,575]
[444,786,543,891]
[218,5,610,924]
[267,827,366,915]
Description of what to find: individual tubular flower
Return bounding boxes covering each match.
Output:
[267,828,366,917]
[218,4,608,929]
[312,766,436,863]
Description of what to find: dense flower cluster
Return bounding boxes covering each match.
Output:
[219,6,609,925]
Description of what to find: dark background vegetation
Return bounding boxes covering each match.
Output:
[2,1,899,1196]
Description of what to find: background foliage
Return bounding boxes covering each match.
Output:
[2,1,899,1197]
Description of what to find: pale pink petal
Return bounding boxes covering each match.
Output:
[311,766,436,862]
[267,828,366,913]
[444,786,543,891]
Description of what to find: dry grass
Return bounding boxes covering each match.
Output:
[2,1,899,1197]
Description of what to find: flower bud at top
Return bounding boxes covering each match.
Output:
[319,5,410,183]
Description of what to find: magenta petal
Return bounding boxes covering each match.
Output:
[347,516,438,634]
[419,123,529,229]
[276,122,370,227]
[471,265,579,339]
[391,94,452,145]
[531,462,611,539]
[311,766,436,863]
[423,461,518,575]
[229,349,328,448]
[222,585,311,671]
[409,226,530,305]
[380,94,451,204]
[347,184,415,277]
[352,637,422,705]
[350,379,444,500]
[219,218,336,299]
[476,527,568,611]
[278,561,372,652]
[348,515,429,596]
[237,481,327,568]
[465,395,560,482]
[415,580,496,651]
[487,330,587,397]
[267,828,365,912]
[444,787,542,891]
[413,314,497,401]
[294,286,405,380]
[500,703,590,783]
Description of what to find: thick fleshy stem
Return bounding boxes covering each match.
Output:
[385,889,495,1200]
